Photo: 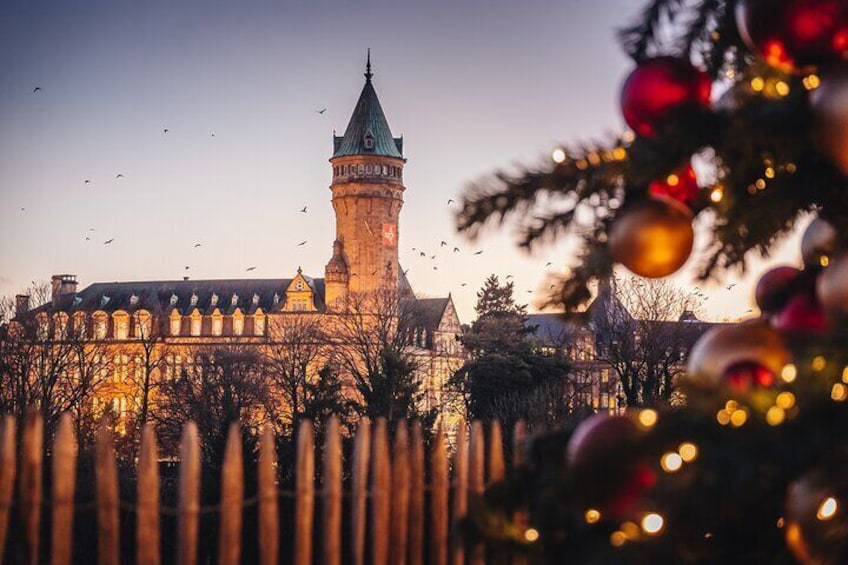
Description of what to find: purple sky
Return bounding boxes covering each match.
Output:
[0,0,803,322]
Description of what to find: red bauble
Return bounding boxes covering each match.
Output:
[567,414,655,519]
[649,163,700,205]
[755,266,802,314]
[736,0,848,70]
[772,292,830,334]
[723,360,776,392]
[620,57,712,138]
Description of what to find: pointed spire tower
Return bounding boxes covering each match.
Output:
[325,51,406,308]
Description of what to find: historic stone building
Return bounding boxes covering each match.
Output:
[10,57,463,427]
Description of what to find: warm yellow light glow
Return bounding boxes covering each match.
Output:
[786,163,797,174]
[776,392,795,410]
[641,513,664,535]
[817,497,838,521]
[843,366,848,384]
[710,186,724,203]
[766,406,785,426]
[813,356,827,372]
[576,159,588,170]
[765,167,776,179]
[524,528,540,542]
[587,153,601,166]
[751,77,765,92]
[725,400,738,412]
[638,409,658,428]
[622,130,635,144]
[832,384,848,402]
[661,452,683,473]
[775,80,790,96]
[716,410,731,426]
[803,74,821,90]
[781,364,797,383]
[552,148,567,163]
[613,147,627,160]
[678,442,698,462]
[820,255,830,268]
[585,509,601,524]
[755,178,766,190]
[730,409,748,427]
[777,517,785,528]
[610,531,627,547]
[666,174,679,186]
[621,521,640,539]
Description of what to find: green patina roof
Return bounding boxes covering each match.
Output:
[333,65,403,159]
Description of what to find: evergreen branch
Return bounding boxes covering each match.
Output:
[618,0,686,61]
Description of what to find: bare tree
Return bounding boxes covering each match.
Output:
[125,309,169,449]
[591,277,704,407]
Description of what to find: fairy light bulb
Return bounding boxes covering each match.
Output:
[817,498,838,521]
[641,513,664,535]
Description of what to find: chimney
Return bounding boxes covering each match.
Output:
[15,295,30,318]
[51,274,78,306]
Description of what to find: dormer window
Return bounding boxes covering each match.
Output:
[170,294,179,306]
[130,294,139,307]
[363,129,375,150]
[211,293,218,307]
[231,293,239,306]
[190,310,202,336]
[190,293,198,307]
[101,295,111,308]
[252,293,260,306]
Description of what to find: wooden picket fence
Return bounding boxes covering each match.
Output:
[0,413,528,564]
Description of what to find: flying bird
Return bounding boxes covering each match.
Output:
[85,236,90,241]
[433,266,438,271]
[33,86,41,93]
[163,128,169,134]
[545,262,552,267]
[246,266,256,272]
[115,173,124,179]
[402,268,410,275]
[84,179,90,185]
[185,266,190,270]
[453,247,460,253]
[430,255,436,260]
[461,283,467,287]
[194,243,202,248]
[447,199,454,205]
[316,108,327,114]
[473,250,483,255]
[726,283,737,290]
[104,239,114,244]
[300,206,307,213]
[506,275,514,280]
[298,241,307,246]
[20,207,24,212]
[440,241,447,247]
[210,133,216,137]
[419,251,426,257]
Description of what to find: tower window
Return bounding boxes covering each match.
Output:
[358,164,364,174]
[366,165,373,174]
[364,130,375,150]
[382,165,388,175]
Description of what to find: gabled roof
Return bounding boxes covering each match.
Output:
[333,61,403,159]
[408,297,451,332]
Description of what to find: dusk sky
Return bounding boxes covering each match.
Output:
[0,0,804,322]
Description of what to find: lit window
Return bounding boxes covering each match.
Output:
[54,313,68,339]
[211,311,223,336]
[295,280,304,291]
[233,310,244,336]
[254,311,266,336]
[93,312,108,340]
[190,310,202,336]
[169,311,181,336]
[366,164,373,174]
[113,312,129,340]
[134,310,152,339]
[358,164,364,174]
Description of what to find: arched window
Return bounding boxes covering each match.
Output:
[169,310,181,336]
[73,312,87,338]
[190,309,202,336]
[93,311,108,340]
[232,309,244,336]
[36,313,49,340]
[211,309,223,336]
[113,311,129,340]
[134,310,152,339]
[253,309,266,336]
[54,312,69,340]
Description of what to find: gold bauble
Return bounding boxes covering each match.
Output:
[684,321,790,389]
[608,197,694,278]
[812,70,848,177]
[818,252,848,316]
[801,218,837,268]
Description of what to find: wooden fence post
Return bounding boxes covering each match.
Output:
[430,426,448,565]
[258,426,278,565]
[468,422,485,565]
[0,416,15,565]
[351,418,371,565]
[323,417,342,565]
[294,420,314,565]
[408,422,425,565]
[137,423,160,565]
[390,421,410,565]
[51,414,77,565]
[95,424,120,565]
[450,423,468,565]
[488,421,505,485]
[177,422,200,565]
[219,423,244,565]
[20,411,43,565]
[371,418,390,565]
[511,422,528,565]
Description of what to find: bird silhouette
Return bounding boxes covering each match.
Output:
[300,206,307,213]
[526,290,533,294]
[506,275,514,280]
[185,266,190,270]
[545,262,553,267]
[461,283,467,287]
[89,228,95,231]
[316,108,327,114]
[447,199,454,205]
[298,241,307,246]
[726,283,737,290]
[433,266,438,271]
[33,86,41,93]
[419,251,426,257]
[115,173,124,179]
[430,255,436,260]
[453,247,460,253]
[163,128,169,134]
[473,250,483,255]
[402,268,410,275]
[20,208,24,212]
[440,241,447,247]
[104,239,114,244]
[85,237,90,241]
[246,266,256,272]
[211,133,216,137]
[84,180,90,185]
[194,243,202,248]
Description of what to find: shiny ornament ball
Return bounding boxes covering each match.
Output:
[609,197,694,278]
[620,56,712,138]
[736,0,848,70]
[723,360,776,392]
[685,322,790,389]
[755,266,803,314]
[772,292,830,334]
[812,71,848,177]
[801,218,838,267]
[648,163,700,205]
[785,454,848,565]
[818,252,848,316]
[567,414,655,519]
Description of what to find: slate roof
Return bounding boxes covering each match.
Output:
[408,297,451,332]
[35,278,327,315]
[333,74,403,159]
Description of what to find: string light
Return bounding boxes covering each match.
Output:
[802,74,821,90]
[610,531,627,547]
[730,408,748,427]
[766,406,785,426]
[725,400,738,412]
[781,364,797,383]
[587,152,601,166]
[786,163,797,174]
[812,356,827,372]
[817,497,838,521]
[764,167,775,179]
[777,517,785,528]
[666,174,679,186]
[622,130,635,144]
[751,77,765,92]
[575,159,588,170]
[832,383,847,402]
[755,178,766,190]
[661,452,683,473]
[709,186,724,203]
[638,409,658,428]
[678,442,698,462]
[776,391,795,410]
[585,509,601,524]
[641,513,665,535]
[842,366,848,384]
[524,528,540,542]
[820,255,830,267]
[612,147,627,160]
[716,410,731,426]
[552,148,567,163]
[775,80,790,96]
[621,521,641,539]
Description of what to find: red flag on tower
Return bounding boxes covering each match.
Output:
[382,223,396,246]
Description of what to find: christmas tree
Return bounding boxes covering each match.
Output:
[456,1,848,563]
